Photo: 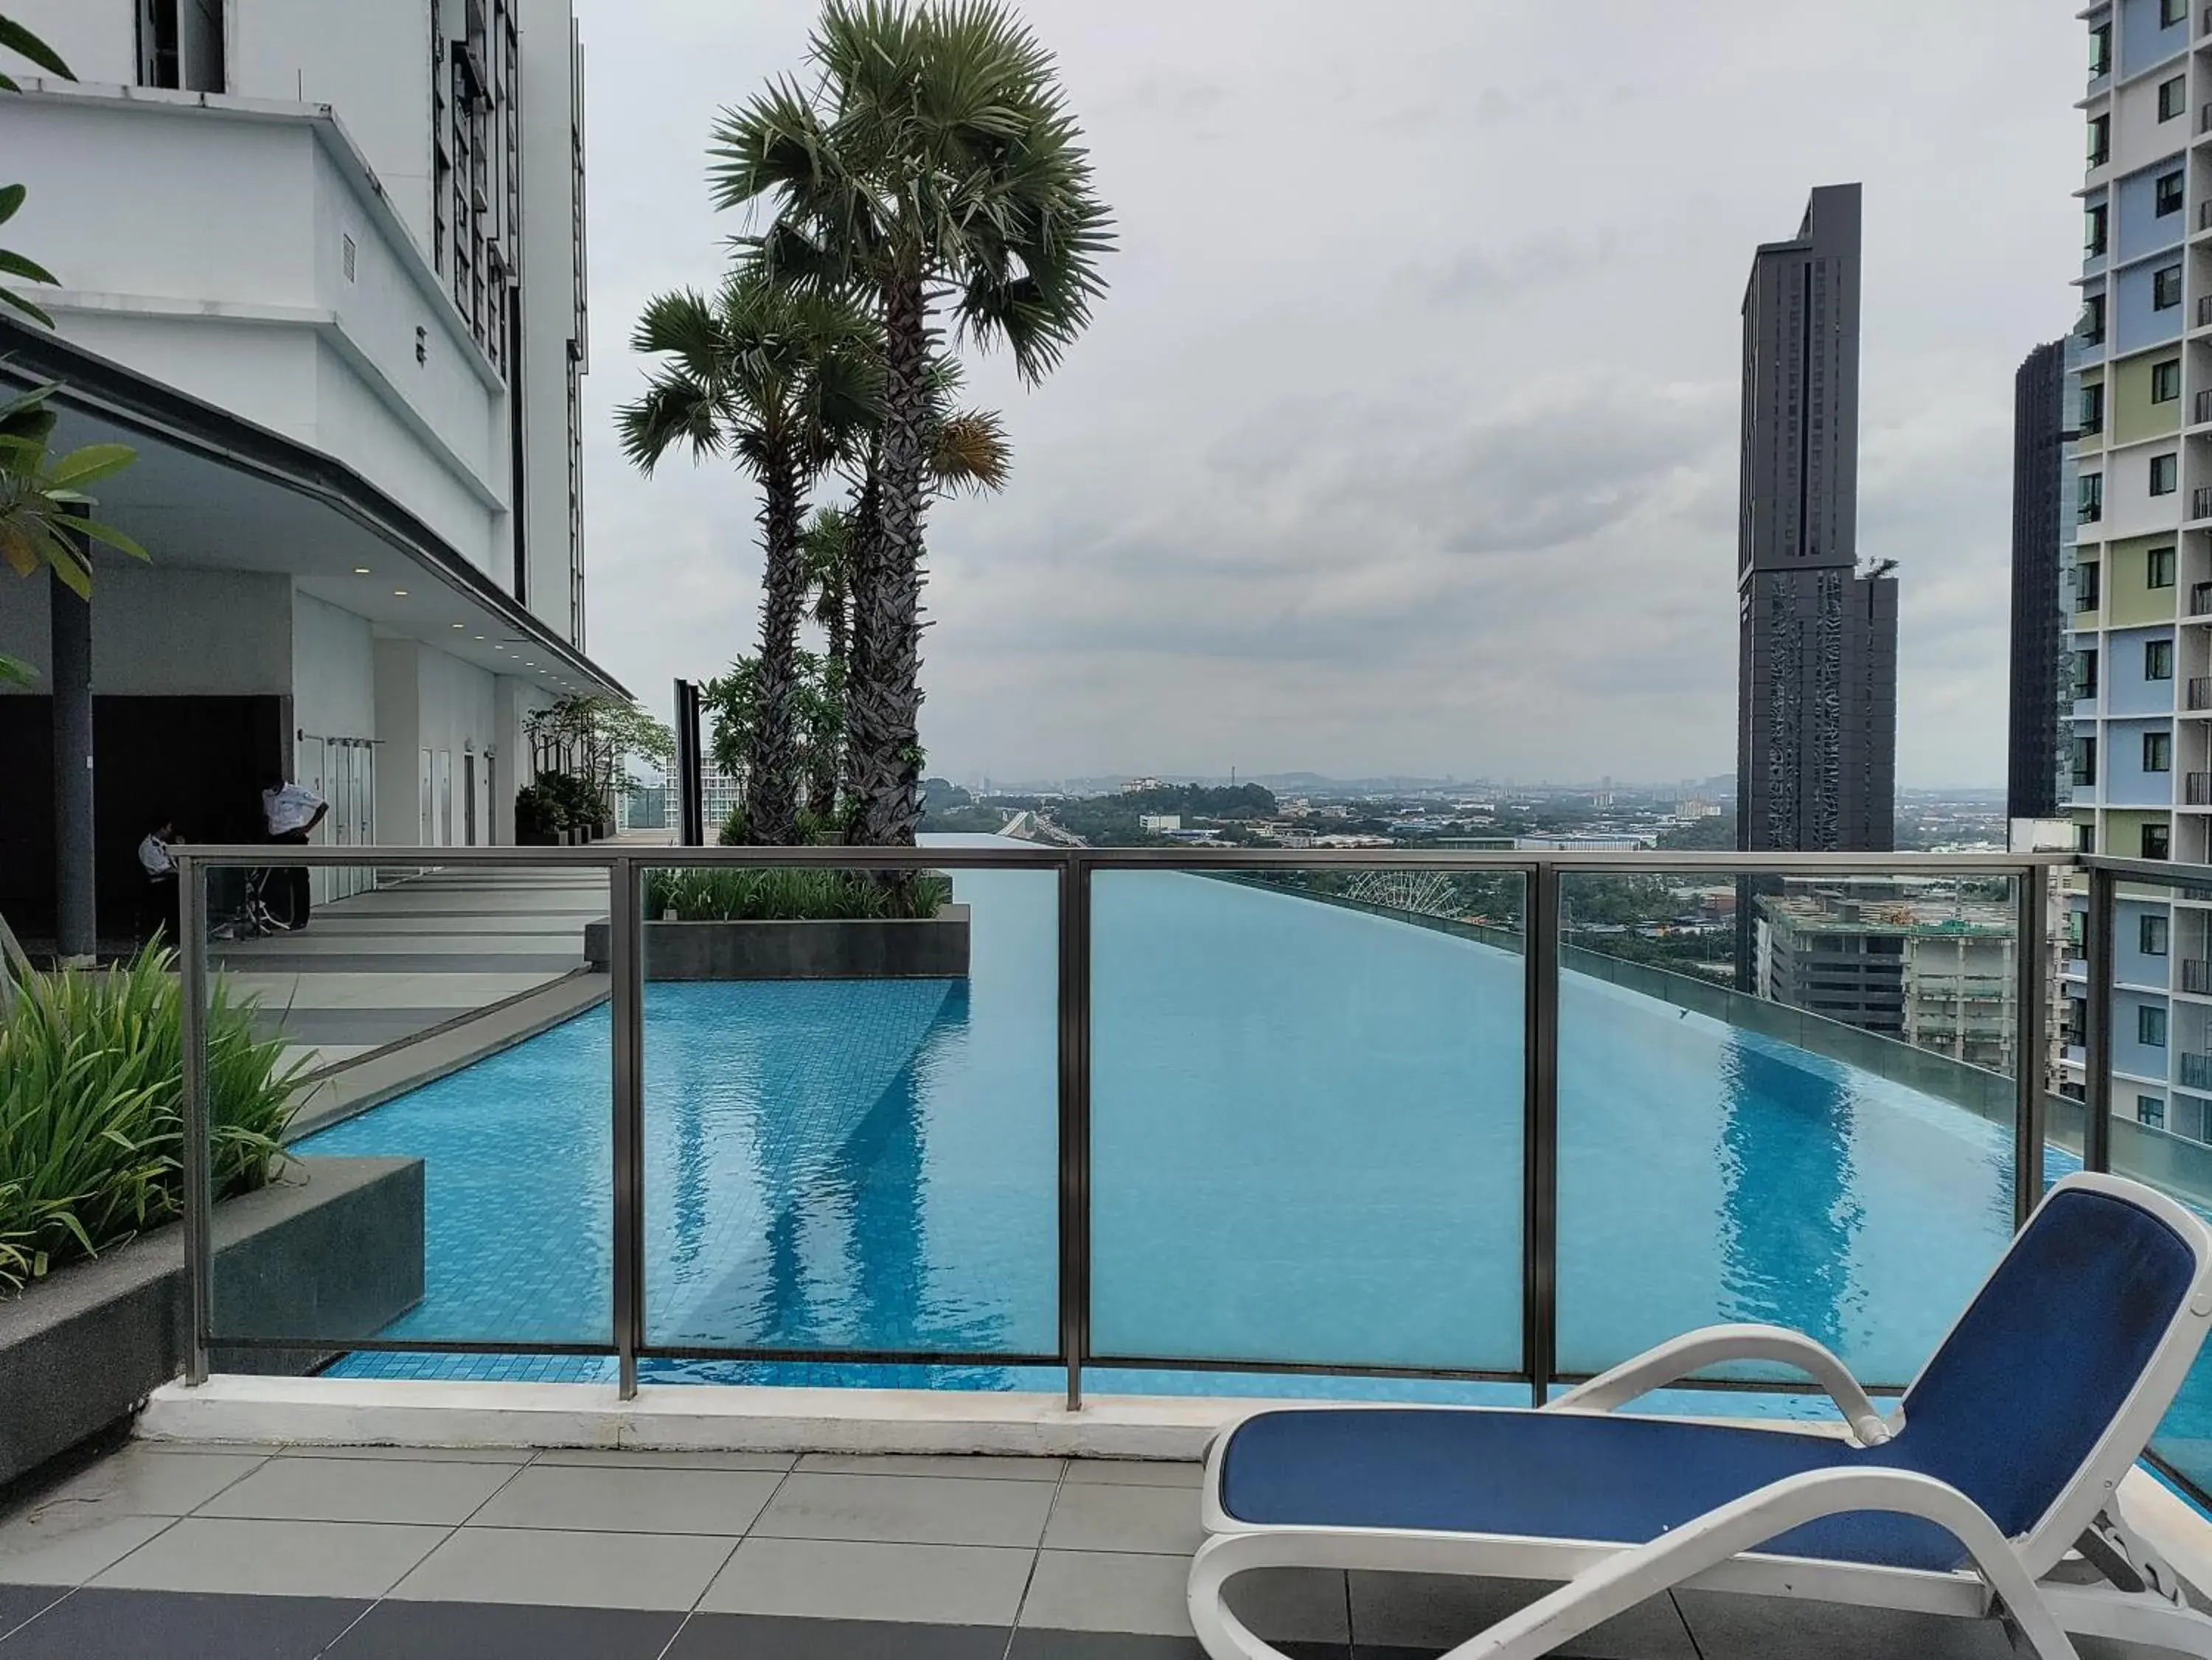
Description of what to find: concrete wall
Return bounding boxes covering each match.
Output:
[2120,0,2190,77]
[2105,714,2176,805]
[518,0,586,644]
[372,637,422,843]
[0,567,291,697]
[2108,624,2178,713]
[2114,252,2185,356]
[229,0,437,254]
[291,590,375,746]
[2115,157,2187,267]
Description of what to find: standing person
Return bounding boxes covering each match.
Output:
[137,818,179,945]
[260,778,327,931]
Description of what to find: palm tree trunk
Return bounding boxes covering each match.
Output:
[847,271,931,848]
[745,456,807,845]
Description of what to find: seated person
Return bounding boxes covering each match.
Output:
[138,819,179,944]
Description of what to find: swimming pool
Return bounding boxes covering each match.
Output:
[285,851,2212,1483]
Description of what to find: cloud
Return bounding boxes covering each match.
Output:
[571,0,2087,787]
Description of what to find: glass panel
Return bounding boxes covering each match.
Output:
[2098,870,2212,1495]
[1557,868,2027,1389]
[639,857,1058,1363]
[202,857,615,1371]
[1089,865,1526,1373]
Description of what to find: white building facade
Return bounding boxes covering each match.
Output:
[0,0,614,935]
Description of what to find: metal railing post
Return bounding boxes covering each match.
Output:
[2084,863,2116,1173]
[1057,852,1092,1412]
[610,854,645,1398]
[178,854,212,1386]
[1522,860,1560,1407]
[2013,864,2050,1229]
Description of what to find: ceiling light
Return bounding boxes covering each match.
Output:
[451,622,465,630]
[473,634,486,641]
[353,566,372,576]
[393,588,408,597]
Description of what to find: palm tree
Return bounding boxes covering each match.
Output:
[616,260,875,844]
[709,0,1110,846]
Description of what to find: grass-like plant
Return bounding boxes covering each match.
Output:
[644,866,952,923]
[0,946,300,1290]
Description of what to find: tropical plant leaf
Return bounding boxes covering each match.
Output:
[0,247,58,285]
[0,520,35,577]
[0,17,73,80]
[0,185,23,226]
[0,284,53,329]
[47,443,136,490]
[74,516,150,562]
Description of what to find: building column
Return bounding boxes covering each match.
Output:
[50,566,95,962]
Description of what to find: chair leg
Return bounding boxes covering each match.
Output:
[1187,1535,1302,1660]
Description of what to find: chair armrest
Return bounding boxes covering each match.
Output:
[1546,1323,1894,1446]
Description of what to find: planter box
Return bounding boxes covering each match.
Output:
[0,1156,424,1485]
[584,904,970,980]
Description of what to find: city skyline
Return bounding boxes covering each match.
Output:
[571,0,2082,787]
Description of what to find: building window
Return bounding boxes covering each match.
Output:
[2074,735,2100,786]
[2145,914,2173,955]
[2142,1095,2168,1130]
[136,0,224,92]
[2078,644,2101,693]
[2147,731,2174,773]
[2091,112,2113,164]
[2082,381,2108,433]
[2149,638,2176,680]
[2165,0,2189,26]
[2153,453,2181,495]
[2087,202,2110,256]
[2079,820,2098,854]
[2082,293,2107,345]
[2147,823,2174,859]
[2081,473,2106,523]
[341,234,357,284]
[2157,265,2185,311]
[2143,1004,2171,1047]
[2158,170,2187,218]
[2154,362,2183,405]
[2078,562,2104,610]
[2151,545,2179,587]
[2093,21,2113,75]
[2163,75,2190,122]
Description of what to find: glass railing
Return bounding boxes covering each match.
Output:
[178,844,2208,1454]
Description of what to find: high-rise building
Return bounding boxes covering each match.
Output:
[0,0,618,943]
[2061,0,2205,1135]
[1736,184,1898,859]
[2010,339,2071,821]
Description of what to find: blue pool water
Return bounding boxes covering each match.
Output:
[288,851,2212,1477]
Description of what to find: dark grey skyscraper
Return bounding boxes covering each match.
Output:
[1736,184,1897,857]
[2008,338,2068,823]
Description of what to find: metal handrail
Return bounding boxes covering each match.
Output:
[165,843,2109,1406]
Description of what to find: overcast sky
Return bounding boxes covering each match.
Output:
[571,0,2084,788]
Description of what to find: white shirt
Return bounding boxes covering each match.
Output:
[262,783,324,835]
[138,834,175,876]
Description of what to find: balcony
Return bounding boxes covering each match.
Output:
[2185,958,2212,994]
[2195,773,2212,806]
[2197,388,2212,425]
[2190,675,2212,710]
[2194,485,2212,520]
[2191,579,2212,615]
[2185,1052,2212,1092]
[15,842,2212,1655]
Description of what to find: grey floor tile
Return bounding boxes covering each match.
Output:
[1349,1572,1696,1660]
[21,1448,267,1518]
[700,1537,1034,1625]
[88,1518,446,1600]
[754,1472,1057,1548]
[0,1514,173,1587]
[388,1526,737,1610]
[196,1454,518,1524]
[1672,1589,2020,1660]
[278,1444,533,1464]
[664,1613,1010,1659]
[322,1597,685,1659]
[0,1588,366,1660]
[1008,1634,1354,1660]
[0,1585,66,1640]
[1020,1549,1194,1637]
[532,1447,793,1471]
[1064,1461,1204,1489]
[1043,1484,1205,1556]
[467,1463,782,1535]
[796,1453,1065,1481]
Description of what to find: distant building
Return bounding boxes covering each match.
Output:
[701,770,742,839]
[1735,183,1897,858]
[1756,881,2017,1074]
[1138,814,1182,833]
[2011,338,2070,821]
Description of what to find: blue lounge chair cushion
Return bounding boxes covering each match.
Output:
[1220,1188,2200,1574]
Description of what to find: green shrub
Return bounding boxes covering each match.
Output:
[643,867,952,922]
[0,947,301,1290]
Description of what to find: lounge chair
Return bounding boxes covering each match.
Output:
[1188,1171,2212,1660]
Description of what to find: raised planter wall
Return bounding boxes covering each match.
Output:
[0,1156,423,1485]
[584,904,970,980]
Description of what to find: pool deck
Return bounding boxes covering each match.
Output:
[0,1440,2179,1659]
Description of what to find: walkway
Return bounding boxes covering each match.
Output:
[0,1440,2161,1659]
[209,866,611,1129]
